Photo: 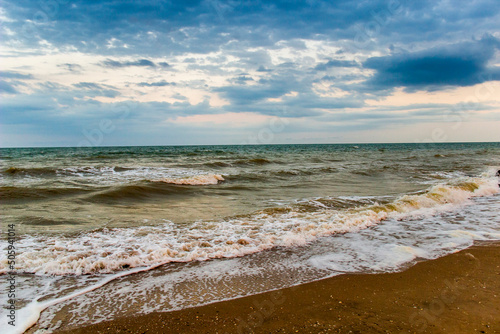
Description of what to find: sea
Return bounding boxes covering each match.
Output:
[1,143,499,333]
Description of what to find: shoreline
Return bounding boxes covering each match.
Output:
[55,242,500,334]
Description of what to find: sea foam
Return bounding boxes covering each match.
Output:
[1,175,497,276]
[158,174,224,185]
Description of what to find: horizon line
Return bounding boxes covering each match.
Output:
[1,140,499,149]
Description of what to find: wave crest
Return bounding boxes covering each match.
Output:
[157,174,224,185]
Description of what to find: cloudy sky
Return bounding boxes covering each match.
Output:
[1,0,500,147]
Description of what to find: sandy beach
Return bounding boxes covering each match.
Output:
[55,242,500,334]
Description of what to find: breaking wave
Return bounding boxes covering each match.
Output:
[157,174,224,185]
[1,175,497,275]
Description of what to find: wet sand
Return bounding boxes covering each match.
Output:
[57,242,500,334]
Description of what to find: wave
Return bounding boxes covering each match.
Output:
[234,158,273,166]
[275,170,301,176]
[2,167,58,176]
[22,217,84,226]
[225,167,333,182]
[1,166,135,177]
[203,161,233,168]
[87,174,224,202]
[87,183,200,203]
[157,174,224,185]
[1,173,225,203]
[0,186,91,202]
[1,174,497,276]
[1,166,225,188]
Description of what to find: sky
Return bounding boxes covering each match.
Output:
[1,0,500,147]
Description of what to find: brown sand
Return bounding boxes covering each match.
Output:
[57,243,500,334]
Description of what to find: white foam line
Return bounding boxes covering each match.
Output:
[7,263,168,334]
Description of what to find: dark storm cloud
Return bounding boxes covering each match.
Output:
[363,35,500,91]
[0,0,421,55]
[3,0,500,59]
